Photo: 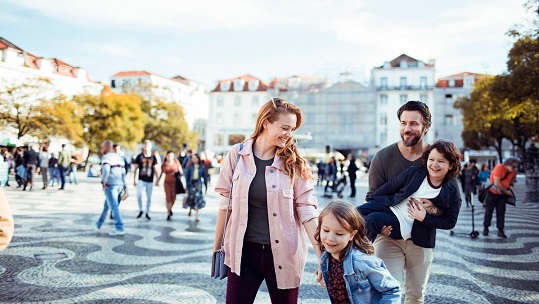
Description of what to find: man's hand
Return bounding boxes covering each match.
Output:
[420,198,440,215]
[133,181,137,187]
[379,225,393,237]
[102,182,108,189]
[408,198,427,221]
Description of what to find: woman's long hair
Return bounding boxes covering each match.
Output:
[251,98,312,183]
[315,200,374,261]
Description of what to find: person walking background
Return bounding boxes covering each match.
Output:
[57,144,71,190]
[133,140,159,220]
[324,157,337,193]
[213,98,321,303]
[156,151,182,221]
[184,153,207,222]
[39,146,50,190]
[462,159,479,207]
[483,158,519,239]
[48,152,58,187]
[95,140,126,236]
[23,144,40,191]
[346,154,358,198]
[478,163,491,186]
[67,156,79,185]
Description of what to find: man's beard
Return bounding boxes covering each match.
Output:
[401,130,423,147]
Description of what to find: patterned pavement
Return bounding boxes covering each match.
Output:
[0,172,538,303]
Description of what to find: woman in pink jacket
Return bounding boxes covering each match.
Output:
[0,188,14,251]
[213,98,321,303]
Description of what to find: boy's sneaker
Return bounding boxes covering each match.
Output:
[109,229,126,236]
[93,222,101,231]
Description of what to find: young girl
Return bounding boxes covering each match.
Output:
[316,200,401,304]
[358,140,461,246]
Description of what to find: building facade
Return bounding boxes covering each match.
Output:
[371,54,436,147]
[110,71,209,127]
[206,74,270,154]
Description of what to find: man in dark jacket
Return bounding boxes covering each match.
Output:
[346,154,358,197]
[23,144,40,191]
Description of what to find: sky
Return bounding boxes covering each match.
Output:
[0,0,533,88]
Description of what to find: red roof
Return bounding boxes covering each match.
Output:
[112,71,153,77]
[377,54,434,68]
[212,74,269,92]
[435,72,490,88]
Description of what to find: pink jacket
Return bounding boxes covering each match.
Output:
[215,140,318,289]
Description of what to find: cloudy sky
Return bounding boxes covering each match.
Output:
[1,0,532,87]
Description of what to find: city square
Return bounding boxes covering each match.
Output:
[0,172,537,303]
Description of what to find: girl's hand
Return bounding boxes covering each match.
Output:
[408,197,426,221]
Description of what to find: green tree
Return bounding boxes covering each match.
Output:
[75,88,145,158]
[141,98,198,152]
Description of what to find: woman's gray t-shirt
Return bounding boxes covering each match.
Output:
[244,155,274,245]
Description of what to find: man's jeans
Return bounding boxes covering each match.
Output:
[137,181,153,214]
[97,185,123,231]
[58,165,67,188]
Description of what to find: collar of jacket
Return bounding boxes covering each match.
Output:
[238,139,286,173]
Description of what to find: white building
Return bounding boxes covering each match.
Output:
[110,71,209,127]
[0,37,102,97]
[371,54,436,147]
[206,74,270,154]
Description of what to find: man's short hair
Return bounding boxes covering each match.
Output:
[397,101,431,127]
[503,157,519,166]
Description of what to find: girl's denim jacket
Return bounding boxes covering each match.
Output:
[320,249,401,304]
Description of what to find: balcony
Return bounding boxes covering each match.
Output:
[376,85,434,91]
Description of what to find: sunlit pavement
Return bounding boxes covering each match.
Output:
[0,172,537,303]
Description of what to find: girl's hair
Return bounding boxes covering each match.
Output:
[315,200,374,260]
[251,98,312,182]
[187,153,201,167]
[421,140,461,178]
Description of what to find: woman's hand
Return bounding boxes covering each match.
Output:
[315,266,326,288]
[408,197,427,221]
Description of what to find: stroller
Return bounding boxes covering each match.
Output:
[450,192,479,238]
[323,174,347,199]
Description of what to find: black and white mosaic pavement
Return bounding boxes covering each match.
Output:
[0,173,537,303]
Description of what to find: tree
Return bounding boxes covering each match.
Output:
[75,88,145,158]
[0,77,56,139]
[141,98,198,152]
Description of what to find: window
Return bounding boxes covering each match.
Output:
[233,79,245,91]
[448,79,456,87]
[420,94,428,104]
[252,96,259,106]
[220,81,231,91]
[228,134,245,145]
[216,113,224,125]
[380,94,388,105]
[464,76,474,88]
[380,113,387,125]
[248,80,259,91]
[380,132,387,145]
[420,76,427,89]
[445,94,453,103]
[400,94,408,104]
[380,77,388,89]
[445,115,454,126]
[400,77,407,89]
[217,96,224,106]
[234,96,241,106]
[215,134,224,146]
[234,112,241,123]
[111,80,116,88]
[400,60,408,68]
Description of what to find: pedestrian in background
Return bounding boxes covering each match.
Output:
[483,158,518,239]
[478,163,491,186]
[67,156,79,185]
[213,98,321,303]
[156,151,182,221]
[57,144,71,190]
[39,146,50,190]
[133,140,159,220]
[113,144,129,174]
[463,159,479,207]
[48,153,58,187]
[95,140,126,236]
[316,200,401,303]
[23,144,40,191]
[316,159,326,186]
[184,153,207,222]
[14,147,25,188]
[346,154,358,198]
[324,157,337,193]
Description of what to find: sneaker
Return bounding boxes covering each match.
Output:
[93,222,101,231]
[145,213,151,220]
[109,229,126,236]
[483,228,489,236]
[136,211,143,218]
[498,231,507,238]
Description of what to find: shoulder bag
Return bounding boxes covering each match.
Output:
[211,143,243,280]
[478,170,511,203]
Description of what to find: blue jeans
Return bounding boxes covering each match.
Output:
[137,180,153,214]
[97,185,123,231]
[58,165,67,188]
[68,166,78,184]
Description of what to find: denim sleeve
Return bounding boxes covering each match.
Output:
[364,260,402,304]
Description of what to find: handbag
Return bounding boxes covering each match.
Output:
[505,189,516,206]
[120,187,129,201]
[175,171,186,194]
[478,170,511,203]
[211,143,242,280]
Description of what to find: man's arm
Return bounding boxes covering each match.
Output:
[367,153,384,196]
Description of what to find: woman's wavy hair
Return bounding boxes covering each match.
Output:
[315,200,374,261]
[421,140,461,178]
[251,98,312,182]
